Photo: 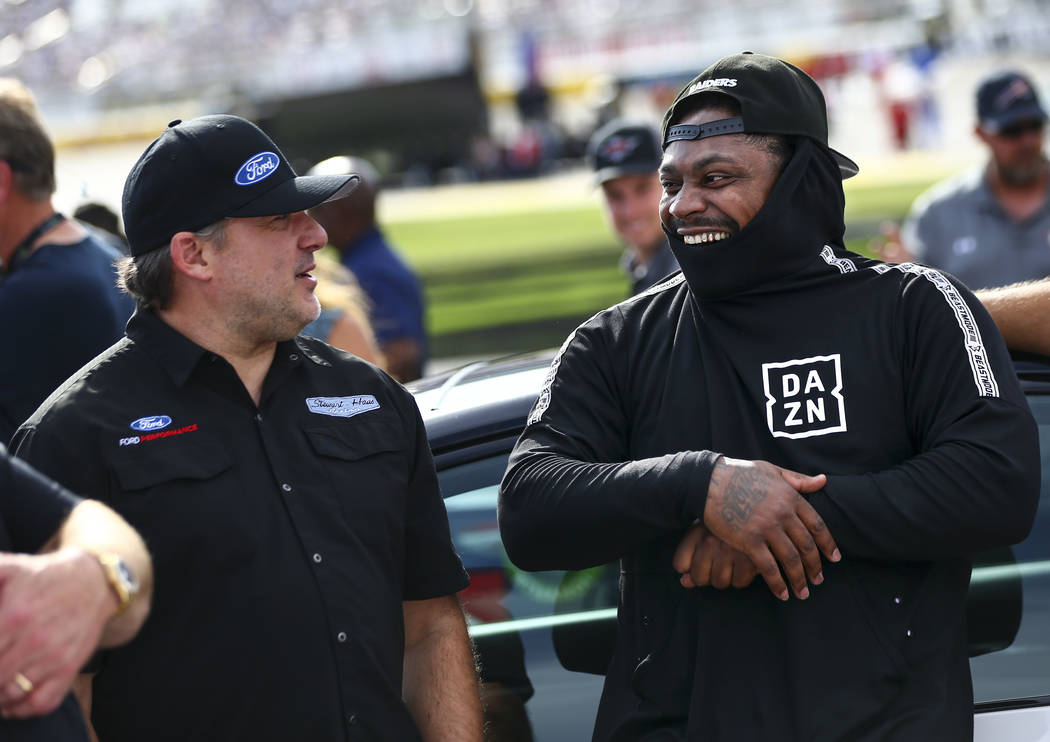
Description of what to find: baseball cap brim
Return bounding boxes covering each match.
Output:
[227,173,360,218]
[594,162,659,185]
[982,101,1049,133]
[830,148,859,179]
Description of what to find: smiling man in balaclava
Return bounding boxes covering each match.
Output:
[499,52,1040,741]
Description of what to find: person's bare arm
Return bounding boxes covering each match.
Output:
[0,500,152,719]
[977,280,1050,355]
[402,595,482,741]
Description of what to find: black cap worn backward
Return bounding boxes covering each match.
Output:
[122,115,360,256]
[661,51,859,179]
[586,120,662,185]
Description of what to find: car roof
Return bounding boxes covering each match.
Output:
[408,349,555,454]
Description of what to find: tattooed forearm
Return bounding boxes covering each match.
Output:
[719,467,768,529]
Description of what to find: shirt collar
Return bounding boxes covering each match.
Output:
[127,309,324,388]
[126,308,211,388]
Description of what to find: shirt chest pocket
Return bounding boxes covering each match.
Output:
[303,418,409,543]
[110,433,231,492]
[107,433,247,564]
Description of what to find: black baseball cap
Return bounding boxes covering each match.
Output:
[661,51,859,179]
[976,71,1047,134]
[122,115,359,256]
[586,120,662,184]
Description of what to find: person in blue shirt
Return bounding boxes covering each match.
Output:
[308,156,427,381]
[0,79,134,441]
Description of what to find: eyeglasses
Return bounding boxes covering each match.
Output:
[996,120,1045,139]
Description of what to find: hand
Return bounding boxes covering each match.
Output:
[673,521,758,589]
[0,548,118,719]
[703,457,840,601]
[868,220,914,263]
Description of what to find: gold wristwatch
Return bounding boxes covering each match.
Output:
[90,551,140,614]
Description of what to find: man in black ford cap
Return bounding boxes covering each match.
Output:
[12,115,482,742]
[500,52,1039,740]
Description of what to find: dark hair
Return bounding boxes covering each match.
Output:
[117,219,228,309]
[74,202,124,238]
[668,93,794,171]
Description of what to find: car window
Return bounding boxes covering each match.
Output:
[970,393,1050,705]
[440,453,617,630]
[439,453,612,741]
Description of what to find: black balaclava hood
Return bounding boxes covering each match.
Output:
[664,136,846,301]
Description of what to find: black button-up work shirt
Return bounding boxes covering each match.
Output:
[13,310,468,742]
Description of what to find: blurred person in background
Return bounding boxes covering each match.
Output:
[587,120,680,296]
[882,70,1049,289]
[0,79,135,442]
[308,155,427,382]
[0,442,152,741]
[12,114,481,742]
[73,201,129,255]
[302,250,385,367]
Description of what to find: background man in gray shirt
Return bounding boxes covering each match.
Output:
[893,70,1049,289]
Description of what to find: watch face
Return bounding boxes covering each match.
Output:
[116,559,139,592]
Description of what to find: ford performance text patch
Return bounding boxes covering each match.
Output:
[129,415,172,432]
[762,355,847,439]
[234,152,279,185]
[306,395,380,418]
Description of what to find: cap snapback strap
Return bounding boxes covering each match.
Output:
[664,117,745,147]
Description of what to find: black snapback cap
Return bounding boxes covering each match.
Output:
[661,51,859,179]
[122,115,360,256]
[976,71,1047,133]
[586,120,662,184]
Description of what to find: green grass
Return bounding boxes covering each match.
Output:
[381,176,942,355]
[388,207,617,276]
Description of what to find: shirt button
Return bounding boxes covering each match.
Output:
[313,553,323,563]
[289,353,299,361]
[905,629,913,638]
[281,483,292,493]
[254,413,263,423]
[347,714,358,726]
[893,596,902,605]
[337,631,347,642]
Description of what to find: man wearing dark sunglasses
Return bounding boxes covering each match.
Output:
[892,70,1049,290]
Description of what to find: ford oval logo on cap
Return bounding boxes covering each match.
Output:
[130,415,172,432]
[234,151,280,186]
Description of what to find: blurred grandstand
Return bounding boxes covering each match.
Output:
[3,0,1050,187]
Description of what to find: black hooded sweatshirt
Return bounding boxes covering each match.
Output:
[498,138,1040,741]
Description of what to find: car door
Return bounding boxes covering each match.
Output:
[971,386,1050,741]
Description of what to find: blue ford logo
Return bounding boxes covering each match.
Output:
[234,152,280,186]
[130,415,172,432]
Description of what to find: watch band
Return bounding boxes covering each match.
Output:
[88,551,138,615]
